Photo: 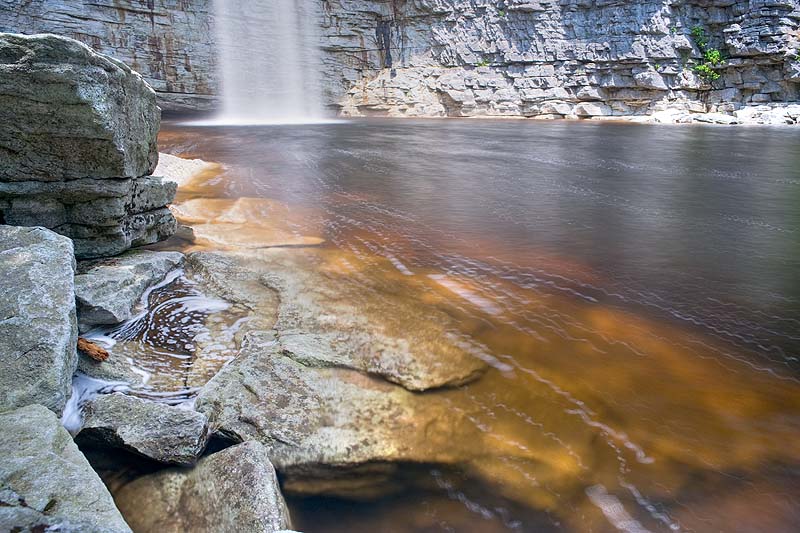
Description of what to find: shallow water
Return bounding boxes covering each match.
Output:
[158,119,800,532]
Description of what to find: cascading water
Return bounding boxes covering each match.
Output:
[213,0,326,124]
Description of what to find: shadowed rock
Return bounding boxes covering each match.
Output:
[115,441,292,533]
[75,249,184,332]
[77,393,210,465]
[0,404,132,533]
[0,225,77,415]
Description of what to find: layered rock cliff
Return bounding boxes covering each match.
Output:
[2,0,798,119]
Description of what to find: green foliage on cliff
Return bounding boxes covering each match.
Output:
[690,26,723,82]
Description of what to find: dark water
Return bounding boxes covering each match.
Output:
[160,119,800,532]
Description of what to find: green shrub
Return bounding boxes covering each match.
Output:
[475,59,490,67]
[694,64,721,81]
[689,26,724,84]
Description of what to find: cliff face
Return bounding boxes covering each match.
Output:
[324,0,800,118]
[2,0,798,118]
[0,0,217,112]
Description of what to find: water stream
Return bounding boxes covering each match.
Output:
[211,0,325,124]
[157,118,800,532]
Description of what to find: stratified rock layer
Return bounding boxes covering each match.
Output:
[0,33,177,258]
[0,404,132,533]
[0,225,77,415]
[114,441,292,533]
[1,1,797,121]
[77,393,209,465]
[75,250,184,331]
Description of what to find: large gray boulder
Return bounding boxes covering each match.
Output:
[0,225,77,415]
[0,404,132,533]
[75,249,184,331]
[0,32,158,181]
[114,441,292,533]
[76,393,209,465]
[0,33,178,258]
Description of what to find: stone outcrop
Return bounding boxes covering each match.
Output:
[188,248,487,391]
[0,33,177,258]
[0,225,77,415]
[0,0,217,112]
[76,393,209,465]
[1,1,796,121]
[0,404,132,533]
[114,441,293,533]
[75,250,184,332]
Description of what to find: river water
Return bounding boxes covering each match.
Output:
[158,119,800,532]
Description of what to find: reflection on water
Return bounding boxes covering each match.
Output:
[159,119,800,532]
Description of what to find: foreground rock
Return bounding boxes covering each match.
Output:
[156,152,219,188]
[188,248,487,390]
[75,250,184,331]
[0,33,176,258]
[0,225,77,415]
[115,441,292,533]
[0,404,132,532]
[196,332,482,497]
[76,393,209,465]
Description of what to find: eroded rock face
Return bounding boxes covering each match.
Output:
[76,393,209,465]
[0,33,177,258]
[0,225,77,415]
[75,250,184,332]
[1,2,795,120]
[114,441,292,533]
[0,404,132,533]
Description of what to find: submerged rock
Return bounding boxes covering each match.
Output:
[77,393,209,465]
[156,152,218,188]
[75,249,184,331]
[0,404,132,533]
[0,225,77,415]
[115,441,292,533]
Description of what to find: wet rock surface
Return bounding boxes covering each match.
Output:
[195,331,482,497]
[115,441,292,533]
[0,225,77,415]
[189,248,487,391]
[0,33,177,258]
[0,404,132,533]
[77,393,209,465]
[75,249,184,332]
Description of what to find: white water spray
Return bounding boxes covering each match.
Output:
[212,0,327,124]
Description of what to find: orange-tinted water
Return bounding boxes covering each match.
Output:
[157,119,800,532]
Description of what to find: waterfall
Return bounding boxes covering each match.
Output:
[213,0,325,124]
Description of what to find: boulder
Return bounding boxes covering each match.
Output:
[76,393,209,465]
[0,33,158,182]
[0,225,77,415]
[0,33,177,258]
[188,248,487,391]
[114,441,292,533]
[75,250,184,331]
[0,404,132,533]
[195,331,483,498]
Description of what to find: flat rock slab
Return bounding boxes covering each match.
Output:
[0,32,158,182]
[0,225,77,415]
[188,248,487,391]
[195,332,484,498]
[77,393,209,465]
[0,404,132,533]
[75,249,184,331]
[115,441,292,533]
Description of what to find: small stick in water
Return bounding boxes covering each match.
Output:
[77,338,109,362]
